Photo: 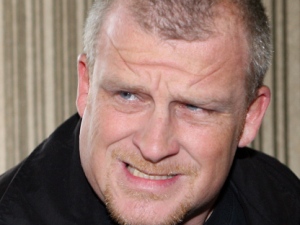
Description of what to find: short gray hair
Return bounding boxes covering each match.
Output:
[83,0,115,73]
[83,0,271,103]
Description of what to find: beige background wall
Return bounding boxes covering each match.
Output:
[0,0,299,178]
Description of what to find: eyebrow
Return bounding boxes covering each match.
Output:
[181,96,227,107]
[100,75,147,93]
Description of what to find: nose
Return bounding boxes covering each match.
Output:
[132,109,180,163]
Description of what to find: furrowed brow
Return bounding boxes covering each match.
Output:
[100,76,147,93]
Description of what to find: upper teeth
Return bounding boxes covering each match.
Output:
[127,166,174,180]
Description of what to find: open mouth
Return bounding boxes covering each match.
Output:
[126,164,175,180]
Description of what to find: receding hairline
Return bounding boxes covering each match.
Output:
[91,0,249,62]
[84,0,270,104]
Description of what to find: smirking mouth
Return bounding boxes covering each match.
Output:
[126,164,176,180]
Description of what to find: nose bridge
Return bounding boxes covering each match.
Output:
[132,105,179,163]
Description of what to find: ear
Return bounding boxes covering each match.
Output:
[238,86,271,147]
[76,54,90,117]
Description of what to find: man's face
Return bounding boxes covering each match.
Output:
[78,5,254,225]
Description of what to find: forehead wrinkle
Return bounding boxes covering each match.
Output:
[107,40,204,92]
[105,27,207,78]
[104,31,142,80]
[113,39,201,78]
[186,57,230,89]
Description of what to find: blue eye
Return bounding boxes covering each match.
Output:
[186,104,201,111]
[119,91,137,101]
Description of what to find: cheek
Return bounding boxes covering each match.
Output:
[182,128,238,201]
[81,101,142,168]
[87,103,129,145]
[80,101,150,199]
[179,124,238,176]
[95,110,139,146]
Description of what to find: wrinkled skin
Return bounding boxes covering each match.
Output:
[76,3,270,225]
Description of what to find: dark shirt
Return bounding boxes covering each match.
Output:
[205,181,247,225]
[0,114,299,225]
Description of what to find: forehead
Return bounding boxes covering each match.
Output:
[98,1,248,74]
[96,2,248,84]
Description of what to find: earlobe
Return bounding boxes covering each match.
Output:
[238,86,271,147]
[76,54,90,117]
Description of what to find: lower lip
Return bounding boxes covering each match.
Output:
[121,162,180,191]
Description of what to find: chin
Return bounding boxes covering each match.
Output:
[103,184,196,225]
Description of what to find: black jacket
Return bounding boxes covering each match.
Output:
[0,114,299,225]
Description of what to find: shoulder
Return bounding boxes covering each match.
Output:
[233,147,299,191]
[0,163,23,200]
[230,147,300,225]
[0,114,81,218]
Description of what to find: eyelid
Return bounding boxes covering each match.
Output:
[179,101,216,114]
[185,103,209,113]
